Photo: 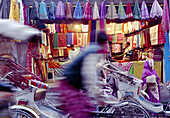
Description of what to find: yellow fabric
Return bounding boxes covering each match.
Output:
[150,25,158,45]
[87,20,91,45]
[106,23,115,34]
[115,23,122,33]
[9,0,19,21]
[133,61,162,83]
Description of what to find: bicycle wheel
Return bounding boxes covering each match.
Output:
[103,102,150,118]
[10,109,35,118]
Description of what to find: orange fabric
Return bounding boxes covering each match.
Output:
[87,20,91,45]
[48,60,62,68]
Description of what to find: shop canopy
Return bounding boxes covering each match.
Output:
[0,19,40,41]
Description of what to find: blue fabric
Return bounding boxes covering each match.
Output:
[39,1,48,19]
[49,2,56,19]
[64,44,103,90]
[136,35,140,48]
[67,33,73,46]
[73,1,83,19]
[164,32,170,83]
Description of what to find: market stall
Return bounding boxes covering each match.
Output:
[2,0,168,82]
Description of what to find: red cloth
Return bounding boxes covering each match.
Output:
[73,33,78,46]
[143,29,151,48]
[107,35,112,41]
[126,1,133,19]
[58,33,67,47]
[117,33,123,43]
[158,24,166,45]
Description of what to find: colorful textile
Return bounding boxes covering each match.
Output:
[106,2,118,19]
[100,19,106,31]
[55,1,65,19]
[117,33,123,43]
[106,23,115,34]
[9,0,19,21]
[141,60,161,103]
[99,2,106,19]
[115,23,122,33]
[112,34,117,43]
[65,2,73,19]
[73,33,78,46]
[150,0,163,18]
[81,24,89,32]
[126,1,133,19]
[93,2,100,19]
[116,62,133,72]
[58,33,67,47]
[140,32,144,48]
[77,33,83,47]
[23,4,28,25]
[141,1,150,20]
[0,0,10,19]
[55,24,60,33]
[107,35,112,42]
[133,1,141,19]
[143,29,151,48]
[67,33,73,46]
[82,33,88,47]
[161,0,169,32]
[83,1,92,19]
[73,1,83,19]
[136,34,140,48]
[150,25,158,45]
[158,24,166,45]
[49,1,56,19]
[112,44,121,53]
[39,1,48,19]
[57,80,95,118]
[90,20,96,43]
[118,1,126,19]
[53,33,58,49]
[60,24,67,33]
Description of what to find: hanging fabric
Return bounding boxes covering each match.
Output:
[23,4,28,25]
[9,0,19,21]
[49,1,56,19]
[150,0,163,18]
[140,32,144,48]
[67,33,73,46]
[161,0,169,32]
[112,44,121,53]
[0,0,10,19]
[150,25,158,45]
[158,24,166,45]
[126,1,133,19]
[82,33,88,47]
[106,23,115,34]
[77,33,83,47]
[83,1,92,19]
[106,2,118,19]
[112,34,117,43]
[143,29,151,48]
[55,1,65,19]
[117,33,123,43]
[39,0,48,19]
[93,2,100,19]
[73,33,78,46]
[58,33,67,47]
[17,0,24,24]
[133,1,141,19]
[141,1,150,20]
[73,1,83,19]
[99,1,106,19]
[100,19,106,31]
[53,33,58,49]
[65,2,73,19]
[90,20,96,43]
[118,1,127,19]
[81,24,89,32]
[30,0,39,20]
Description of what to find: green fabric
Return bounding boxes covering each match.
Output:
[129,63,134,74]
[112,34,117,43]
[118,1,127,19]
[53,33,58,49]
[133,1,141,19]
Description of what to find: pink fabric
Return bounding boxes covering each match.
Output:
[161,0,169,32]
[100,19,105,30]
[117,33,123,43]
[83,2,92,19]
[112,62,133,72]
[158,24,166,44]
[112,44,121,53]
[126,1,133,19]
